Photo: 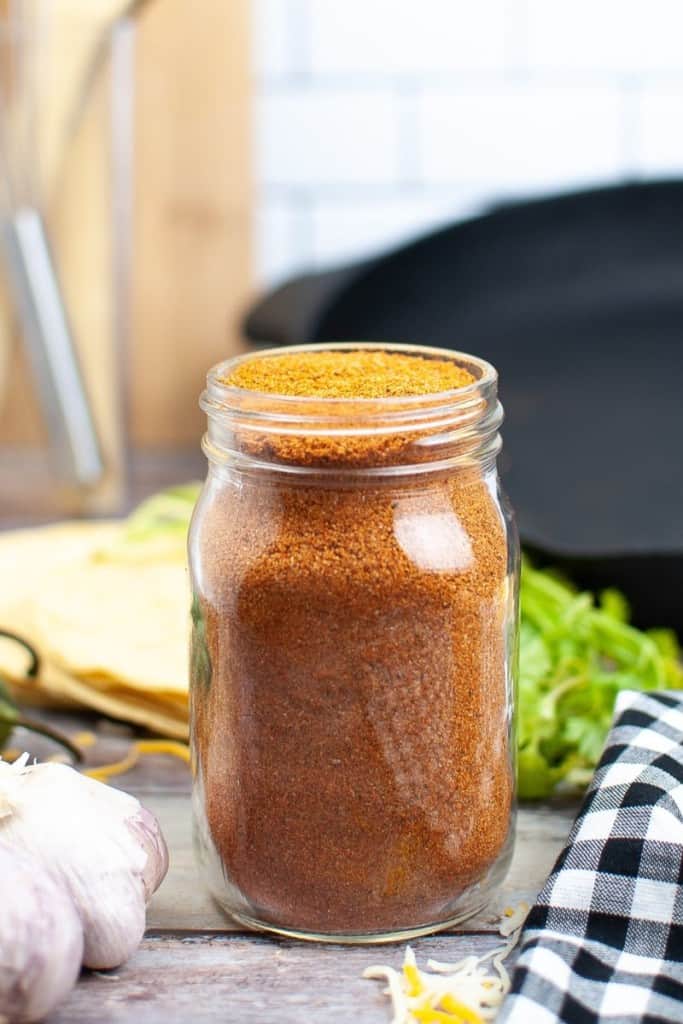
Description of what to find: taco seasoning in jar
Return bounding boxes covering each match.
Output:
[189,343,519,943]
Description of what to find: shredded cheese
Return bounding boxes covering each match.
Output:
[499,903,529,937]
[403,947,424,997]
[362,904,529,1024]
[440,994,485,1023]
[84,740,191,782]
[73,731,97,748]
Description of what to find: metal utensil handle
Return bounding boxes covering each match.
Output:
[1,206,103,487]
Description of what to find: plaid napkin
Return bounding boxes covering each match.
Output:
[500,690,683,1024]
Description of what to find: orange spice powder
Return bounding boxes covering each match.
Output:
[220,349,480,470]
[222,349,476,398]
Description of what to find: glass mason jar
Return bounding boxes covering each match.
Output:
[189,342,519,943]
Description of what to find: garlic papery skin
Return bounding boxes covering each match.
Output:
[130,804,170,901]
[0,843,83,1023]
[0,758,168,971]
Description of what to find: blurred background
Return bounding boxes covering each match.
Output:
[0,0,681,524]
[253,0,683,285]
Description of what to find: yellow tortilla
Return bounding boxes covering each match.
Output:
[0,521,191,737]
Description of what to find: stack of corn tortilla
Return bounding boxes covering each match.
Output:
[0,487,198,738]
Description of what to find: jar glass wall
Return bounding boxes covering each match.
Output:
[189,343,519,943]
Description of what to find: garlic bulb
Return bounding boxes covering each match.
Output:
[0,754,168,1020]
[0,843,83,1024]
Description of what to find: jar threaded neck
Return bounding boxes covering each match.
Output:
[201,343,503,477]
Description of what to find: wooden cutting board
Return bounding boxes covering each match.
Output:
[130,0,252,446]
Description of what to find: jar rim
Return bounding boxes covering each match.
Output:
[200,342,502,475]
[204,342,497,411]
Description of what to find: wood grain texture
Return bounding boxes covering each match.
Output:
[145,796,574,935]
[129,0,252,446]
[51,933,520,1024]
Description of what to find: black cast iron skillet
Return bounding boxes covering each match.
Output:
[244,181,683,631]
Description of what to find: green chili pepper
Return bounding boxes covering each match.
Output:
[0,633,82,763]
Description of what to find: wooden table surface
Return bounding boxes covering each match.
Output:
[12,714,577,1024]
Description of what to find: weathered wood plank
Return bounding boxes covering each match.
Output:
[51,933,518,1024]
[9,714,192,793]
[146,794,575,935]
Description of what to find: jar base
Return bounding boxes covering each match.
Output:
[221,899,492,946]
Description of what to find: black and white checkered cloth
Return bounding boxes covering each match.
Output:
[499,690,683,1024]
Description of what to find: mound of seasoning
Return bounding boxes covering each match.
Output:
[224,348,475,397]
[191,346,516,938]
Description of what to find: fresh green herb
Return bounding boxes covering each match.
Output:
[0,676,18,749]
[190,594,212,693]
[94,483,203,563]
[0,674,82,762]
[518,558,683,799]
[123,483,203,543]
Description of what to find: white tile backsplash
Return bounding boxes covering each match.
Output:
[250,0,683,287]
[252,0,295,78]
[632,90,683,175]
[254,198,314,286]
[310,192,493,265]
[419,85,623,190]
[636,3,683,74]
[526,0,683,74]
[309,0,508,75]
[256,87,401,187]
